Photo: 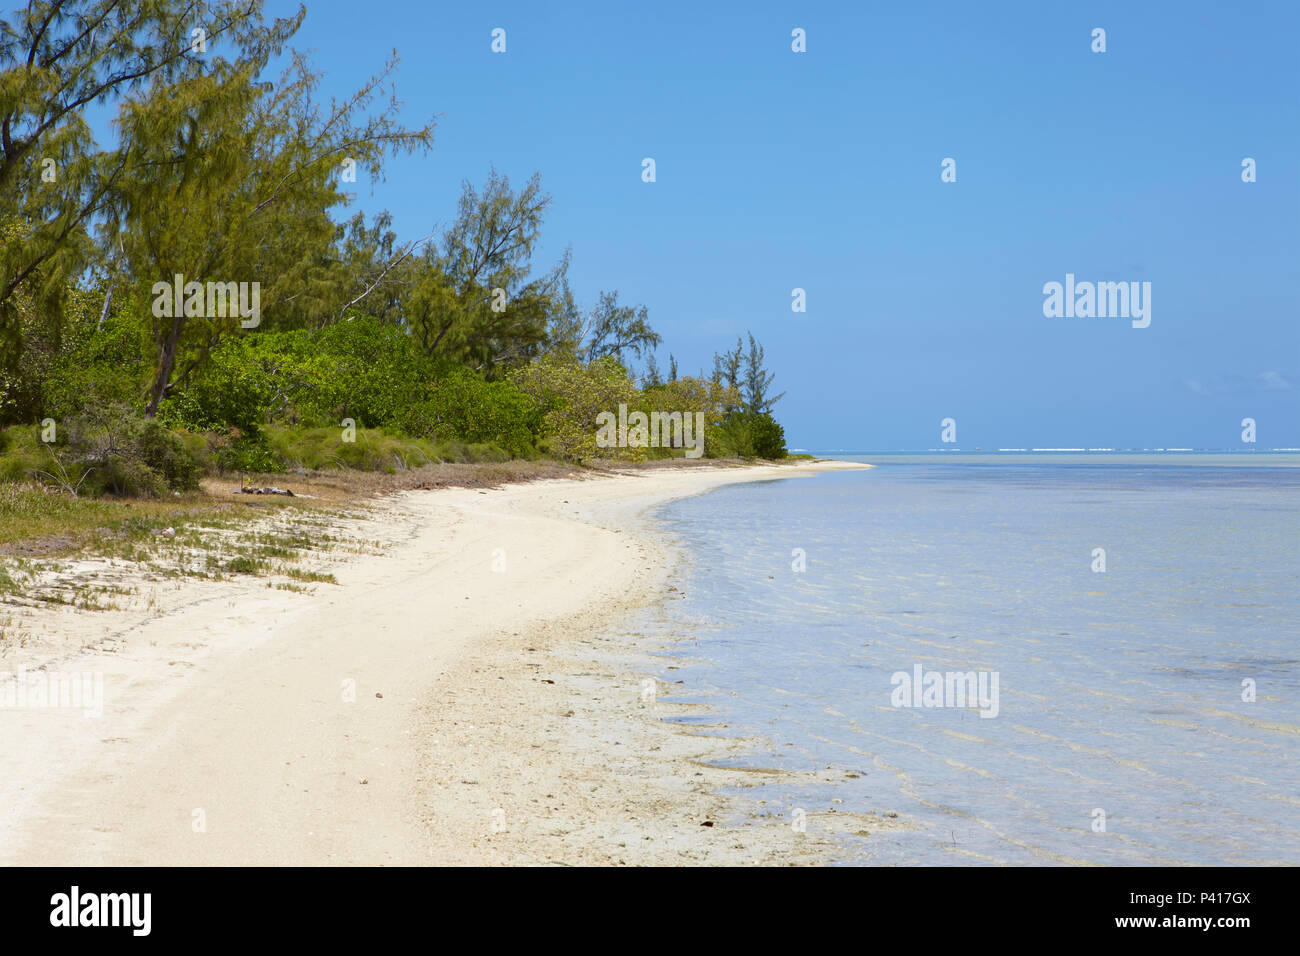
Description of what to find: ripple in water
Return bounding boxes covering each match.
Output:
[625,462,1300,865]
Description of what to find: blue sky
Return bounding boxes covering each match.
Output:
[189,2,1300,447]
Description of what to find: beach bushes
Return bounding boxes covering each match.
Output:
[265,424,508,472]
[709,411,787,460]
[506,354,785,462]
[158,336,277,434]
[64,403,201,496]
[510,355,643,462]
[156,318,543,461]
[403,368,543,458]
[0,403,201,497]
[157,320,421,433]
[296,320,426,428]
[1,290,154,428]
[2,301,788,492]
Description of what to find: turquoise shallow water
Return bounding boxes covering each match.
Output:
[628,458,1300,865]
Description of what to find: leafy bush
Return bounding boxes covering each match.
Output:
[78,406,201,495]
[2,286,154,427]
[1,405,202,497]
[303,320,425,427]
[158,336,277,435]
[0,425,47,482]
[267,424,436,472]
[640,376,734,459]
[134,418,201,490]
[41,307,155,421]
[747,411,787,458]
[709,411,787,459]
[509,355,642,462]
[5,289,791,481]
[404,369,542,458]
[264,424,509,472]
[160,317,427,434]
[202,428,284,474]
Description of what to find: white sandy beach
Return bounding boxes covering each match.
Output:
[0,459,908,866]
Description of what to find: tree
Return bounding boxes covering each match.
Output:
[581,290,660,365]
[407,169,571,372]
[0,0,301,347]
[741,332,784,414]
[1,1,434,416]
[328,210,432,326]
[642,351,662,388]
[509,354,641,462]
[103,39,434,414]
[712,336,743,413]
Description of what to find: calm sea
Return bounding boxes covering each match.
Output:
[628,454,1300,865]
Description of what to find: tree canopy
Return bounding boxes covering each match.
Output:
[0,0,791,485]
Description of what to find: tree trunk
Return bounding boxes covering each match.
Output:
[145,317,183,418]
[97,284,113,330]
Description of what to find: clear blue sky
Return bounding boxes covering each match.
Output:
[242,2,1300,447]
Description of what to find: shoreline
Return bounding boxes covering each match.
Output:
[0,458,903,865]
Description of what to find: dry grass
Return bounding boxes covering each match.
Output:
[0,456,797,609]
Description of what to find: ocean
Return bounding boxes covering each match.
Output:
[629,455,1300,865]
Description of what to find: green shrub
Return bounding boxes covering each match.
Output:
[404,369,542,458]
[509,355,642,462]
[708,411,787,459]
[160,317,428,435]
[29,402,207,497]
[747,412,787,458]
[310,320,425,426]
[134,418,201,490]
[158,337,276,434]
[1,284,158,428]
[41,308,155,422]
[0,425,48,482]
[207,430,284,474]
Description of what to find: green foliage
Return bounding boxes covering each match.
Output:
[747,412,788,459]
[0,1,794,488]
[582,290,662,365]
[265,425,507,472]
[133,418,201,491]
[510,355,642,462]
[5,402,206,497]
[150,318,545,469]
[740,332,786,414]
[43,304,155,420]
[224,556,261,574]
[0,425,48,482]
[0,252,152,426]
[709,411,788,460]
[0,0,315,365]
[711,332,784,417]
[207,431,283,474]
[404,369,542,458]
[406,170,572,371]
[158,336,276,433]
[306,321,426,427]
[158,318,422,433]
[71,403,201,495]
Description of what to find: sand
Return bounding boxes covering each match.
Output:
[0,459,908,866]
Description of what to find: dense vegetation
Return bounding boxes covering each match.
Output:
[0,0,788,501]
